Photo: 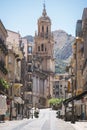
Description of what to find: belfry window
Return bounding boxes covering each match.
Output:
[47,26,48,33]
[38,46,40,51]
[42,26,44,32]
[41,44,44,51]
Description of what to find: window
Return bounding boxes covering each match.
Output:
[47,26,48,33]
[20,42,24,50]
[38,64,40,68]
[28,56,32,63]
[38,46,40,51]
[41,44,44,51]
[28,46,32,53]
[60,85,62,88]
[42,26,44,32]
[28,74,32,81]
[46,26,48,38]
[28,85,32,92]
[56,85,59,89]
[28,65,32,72]
[8,56,12,64]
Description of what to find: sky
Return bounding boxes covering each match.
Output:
[0,0,87,37]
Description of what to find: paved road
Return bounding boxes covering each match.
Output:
[0,109,75,130]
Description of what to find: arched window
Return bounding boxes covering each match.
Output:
[46,26,48,38]
[38,46,40,51]
[47,26,48,33]
[28,46,32,53]
[41,44,44,51]
[42,26,44,32]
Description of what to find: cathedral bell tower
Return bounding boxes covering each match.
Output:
[34,4,55,73]
[38,4,51,39]
[33,4,55,107]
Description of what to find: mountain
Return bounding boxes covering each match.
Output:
[24,30,75,73]
[53,30,75,73]
[23,35,34,43]
[53,30,75,61]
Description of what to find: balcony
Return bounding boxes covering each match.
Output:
[28,69,32,73]
[27,61,32,64]
[27,86,32,92]
[16,51,23,61]
[0,60,8,75]
[16,57,21,62]
[0,38,8,55]
[28,79,32,83]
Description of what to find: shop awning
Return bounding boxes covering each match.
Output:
[14,97,24,104]
[63,90,87,105]
[13,83,23,89]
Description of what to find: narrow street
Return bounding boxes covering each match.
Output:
[0,109,76,130]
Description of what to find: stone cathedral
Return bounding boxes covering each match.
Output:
[33,4,55,108]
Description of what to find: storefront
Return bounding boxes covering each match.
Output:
[63,90,87,120]
[14,97,24,119]
[0,94,7,122]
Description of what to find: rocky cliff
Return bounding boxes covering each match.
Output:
[53,30,75,73]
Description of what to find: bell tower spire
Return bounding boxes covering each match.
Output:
[42,1,47,17]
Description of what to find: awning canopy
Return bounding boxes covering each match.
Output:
[14,97,24,104]
[63,90,87,106]
[13,83,23,89]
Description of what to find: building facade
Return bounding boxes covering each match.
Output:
[22,38,33,117]
[53,74,68,99]
[6,30,24,120]
[33,4,55,108]
[70,8,87,120]
[0,20,8,121]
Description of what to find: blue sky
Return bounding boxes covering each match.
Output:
[0,0,87,37]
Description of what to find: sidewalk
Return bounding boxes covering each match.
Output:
[68,121,87,130]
